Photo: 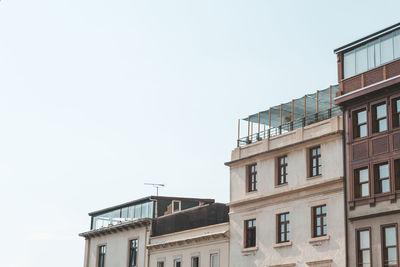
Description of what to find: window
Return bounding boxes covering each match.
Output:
[353,109,368,138]
[277,213,290,243]
[357,229,371,267]
[172,200,181,213]
[382,225,399,267]
[244,219,256,248]
[128,239,138,267]
[277,155,288,185]
[174,259,181,267]
[191,256,199,267]
[372,103,387,133]
[247,164,257,192]
[157,262,164,267]
[312,205,327,237]
[393,98,400,129]
[309,146,322,177]
[98,245,106,267]
[355,167,370,198]
[395,159,400,191]
[374,163,390,194]
[210,253,219,267]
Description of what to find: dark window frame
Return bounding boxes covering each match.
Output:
[354,166,370,199]
[244,219,256,248]
[381,224,399,267]
[356,227,372,267]
[128,239,138,267]
[277,212,290,243]
[372,101,388,133]
[277,155,288,185]
[191,256,199,267]
[312,205,327,238]
[394,158,400,191]
[98,245,106,267]
[353,108,368,139]
[309,146,322,177]
[374,162,391,194]
[247,164,257,192]
[157,262,165,267]
[392,97,400,129]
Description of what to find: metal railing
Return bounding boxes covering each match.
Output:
[237,106,342,147]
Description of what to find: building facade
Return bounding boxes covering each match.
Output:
[226,88,346,267]
[334,23,400,267]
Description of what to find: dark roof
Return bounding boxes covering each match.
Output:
[334,21,400,54]
[151,203,229,237]
[88,196,215,216]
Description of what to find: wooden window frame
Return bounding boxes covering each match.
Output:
[353,108,368,139]
[381,224,399,267]
[98,245,106,267]
[277,155,288,185]
[354,166,370,199]
[246,163,257,192]
[244,219,256,248]
[373,162,391,194]
[394,158,400,191]
[312,205,327,238]
[392,97,400,129]
[371,101,388,134]
[277,212,290,243]
[309,146,322,177]
[356,227,372,267]
[128,239,138,267]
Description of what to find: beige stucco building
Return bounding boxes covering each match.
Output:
[226,89,346,267]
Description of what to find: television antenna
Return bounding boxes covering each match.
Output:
[144,183,165,196]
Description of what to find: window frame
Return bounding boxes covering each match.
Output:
[371,101,388,134]
[277,212,290,243]
[172,200,181,213]
[312,205,327,238]
[191,256,199,267]
[394,158,400,191]
[353,108,368,139]
[356,227,372,267]
[277,155,288,185]
[98,245,106,267]
[354,166,370,199]
[210,253,219,267]
[128,239,138,267]
[173,258,182,267]
[309,146,322,177]
[373,162,391,194]
[381,224,399,267]
[246,163,257,192]
[157,262,165,267]
[244,219,256,248]
[392,97,400,129]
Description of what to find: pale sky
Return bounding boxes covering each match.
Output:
[1,1,399,266]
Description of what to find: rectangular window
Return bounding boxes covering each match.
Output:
[355,167,370,198]
[174,259,182,267]
[210,253,219,267]
[245,219,256,248]
[395,159,400,191]
[128,239,138,267]
[354,109,368,138]
[312,205,327,237]
[157,262,164,267]
[393,98,400,129]
[372,103,387,133]
[277,213,290,243]
[172,200,181,213]
[247,164,257,192]
[309,146,322,177]
[374,163,390,194]
[191,256,199,267]
[357,229,371,267]
[98,245,106,267]
[382,225,399,267]
[277,155,288,185]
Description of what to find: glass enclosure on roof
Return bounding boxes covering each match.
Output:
[91,201,154,230]
[343,29,400,79]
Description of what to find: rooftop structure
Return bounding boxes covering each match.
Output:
[237,85,341,147]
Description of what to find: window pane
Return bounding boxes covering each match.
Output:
[356,46,368,74]
[358,110,367,124]
[344,52,356,78]
[380,164,389,178]
[359,169,369,183]
[362,250,371,264]
[375,42,381,66]
[388,247,397,265]
[368,44,375,69]
[385,227,397,246]
[395,33,400,59]
[211,254,219,267]
[381,35,394,64]
[397,100,400,113]
[377,104,387,118]
[359,230,370,249]
[361,183,369,197]
[360,125,367,137]
[382,179,390,193]
[379,119,388,132]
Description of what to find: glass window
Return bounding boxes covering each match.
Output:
[354,109,368,138]
[357,229,371,267]
[395,159,400,191]
[313,205,327,237]
[394,31,400,59]
[310,146,322,177]
[277,213,290,243]
[381,35,394,64]
[356,46,368,74]
[392,98,400,129]
[368,44,376,69]
[134,204,141,219]
[210,253,219,267]
[245,219,256,248]
[355,168,369,198]
[98,245,106,267]
[157,262,164,267]
[247,164,257,192]
[174,259,181,267]
[375,163,390,194]
[383,226,398,267]
[344,51,356,79]
[373,103,387,133]
[129,239,138,267]
[277,155,288,185]
[191,256,199,267]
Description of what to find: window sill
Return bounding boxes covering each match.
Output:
[273,241,292,248]
[275,183,288,188]
[307,175,322,180]
[242,246,258,253]
[309,235,330,244]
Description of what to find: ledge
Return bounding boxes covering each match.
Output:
[309,235,330,244]
[241,246,258,253]
[274,183,288,188]
[273,241,292,248]
[269,263,296,267]
[306,259,333,266]
[306,175,322,180]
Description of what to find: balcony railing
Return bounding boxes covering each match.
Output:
[237,106,342,147]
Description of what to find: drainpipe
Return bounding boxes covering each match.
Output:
[342,110,349,267]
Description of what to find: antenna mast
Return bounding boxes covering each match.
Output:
[144,183,165,196]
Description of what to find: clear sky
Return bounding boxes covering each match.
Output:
[0,1,399,266]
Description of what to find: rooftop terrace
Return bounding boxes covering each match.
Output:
[237,85,341,147]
